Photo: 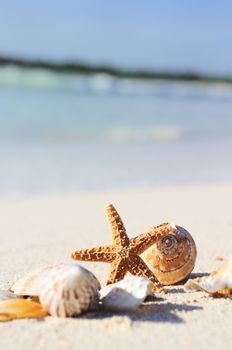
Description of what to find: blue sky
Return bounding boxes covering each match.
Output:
[0,0,232,73]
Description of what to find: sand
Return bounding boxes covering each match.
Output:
[0,184,231,350]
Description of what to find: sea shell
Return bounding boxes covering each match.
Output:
[11,264,61,296]
[0,299,48,321]
[39,264,100,317]
[185,256,232,297]
[100,274,153,311]
[11,263,101,317]
[141,223,197,285]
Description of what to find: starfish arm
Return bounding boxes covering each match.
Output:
[129,223,173,255]
[127,255,163,290]
[106,204,129,248]
[107,257,128,284]
[70,244,116,262]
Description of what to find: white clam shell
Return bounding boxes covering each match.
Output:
[100,274,153,311]
[185,256,232,297]
[39,264,100,317]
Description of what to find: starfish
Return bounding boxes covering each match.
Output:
[70,204,173,291]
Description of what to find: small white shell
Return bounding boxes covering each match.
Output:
[39,264,100,317]
[185,256,232,297]
[0,290,17,302]
[100,274,153,311]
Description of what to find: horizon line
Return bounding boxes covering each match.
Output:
[0,55,232,84]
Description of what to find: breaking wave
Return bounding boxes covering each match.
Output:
[1,66,232,101]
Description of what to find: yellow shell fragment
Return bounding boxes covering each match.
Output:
[185,256,232,297]
[0,299,48,321]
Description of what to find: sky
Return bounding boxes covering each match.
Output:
[0,0,232,74]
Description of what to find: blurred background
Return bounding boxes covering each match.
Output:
[0,0,232,196]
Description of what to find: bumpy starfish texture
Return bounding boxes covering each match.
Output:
[70,204,173,291]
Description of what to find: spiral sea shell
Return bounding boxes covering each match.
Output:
[141,223,197,285]
[11,263,101,317]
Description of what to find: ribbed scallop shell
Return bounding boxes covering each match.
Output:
[39,264,100,317]
[185,257,232,297]
[10,263,101,317]
[141,224,197,285]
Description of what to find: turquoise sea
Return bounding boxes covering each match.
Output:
[1,67,232,196]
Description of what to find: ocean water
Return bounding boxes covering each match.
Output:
[1,67,232,196]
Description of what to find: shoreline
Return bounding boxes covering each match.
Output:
[1,136,232,198]
[1,181,232,200]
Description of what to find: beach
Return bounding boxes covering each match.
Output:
[0,184,231,350]
[1,3,232,349]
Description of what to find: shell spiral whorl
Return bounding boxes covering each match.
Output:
[141,224,197,285]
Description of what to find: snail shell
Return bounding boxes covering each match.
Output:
[11,263,101,317]
[141,223,197,285]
